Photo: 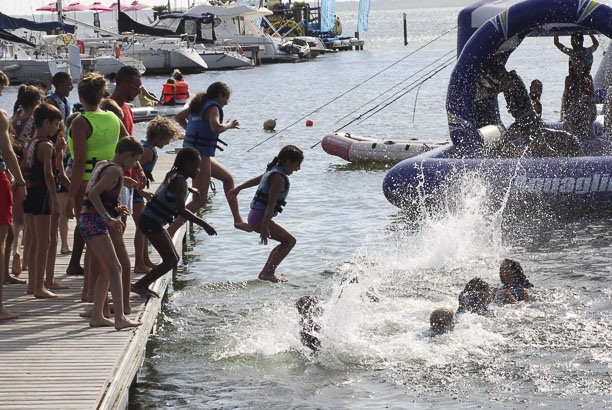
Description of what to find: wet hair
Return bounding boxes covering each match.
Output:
[147,115,180,142]
[99,98,124,119]
[296,296,319,316]
[15,85,44,112]
[78,72,106,107]
[188,82,231,114]
[33,102,63,128]
[115,65,141,85]
[0,70,8,87]
[458,277,491,309]
[530,79,542,94]
[501,258,533,288]
[266,145,304,171]
[115,136,143,155]
[430,307,454,333]
[52,72,71,87]
[167,147,200,180]
[172,69,184,81]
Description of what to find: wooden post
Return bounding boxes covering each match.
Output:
[403,13,408,46]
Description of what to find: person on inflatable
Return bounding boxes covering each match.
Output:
[172,69,189,105]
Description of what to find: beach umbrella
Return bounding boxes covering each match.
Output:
[63,2,90,11]
[124,1,151,11]
[108,2,128,11]
[36,2,58,12]
[89,1,113,11]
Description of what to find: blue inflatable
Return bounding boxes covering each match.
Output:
[383,0,612,210]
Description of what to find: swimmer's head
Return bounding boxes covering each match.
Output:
[430,307,455,334]
[296,296,322,317]
[500,258,534,288]
[462,277,492,304]
[571,32,584,48]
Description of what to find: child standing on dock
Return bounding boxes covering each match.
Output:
[78,137,143,329]
[132,116,180,273]
[131,147,217,298]
[229,145,303,283]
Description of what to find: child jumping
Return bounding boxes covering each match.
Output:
[78,137,143,329]
[229,145,304,283]
[131,147,217,299]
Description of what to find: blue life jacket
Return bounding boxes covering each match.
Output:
[183,100,227,157]
[142,170,188,225]
[493,285,524,304]
[140,139,158,185]
[47,92,71,121]
[250,166,289,217]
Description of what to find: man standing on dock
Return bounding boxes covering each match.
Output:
[110,66,142,137]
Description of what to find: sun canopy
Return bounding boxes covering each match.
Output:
[118,11,176,36]
[0,12,75,33]
[159,12,217,24]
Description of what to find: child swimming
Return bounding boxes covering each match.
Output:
[296,295,322,352]
[456,277,493,316]
[493,258,533,304]
[417,307,455,338]
[229,145,304,283]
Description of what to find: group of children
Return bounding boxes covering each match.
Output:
[0,68,305,329]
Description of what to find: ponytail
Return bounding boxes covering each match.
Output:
[267,145,304,171]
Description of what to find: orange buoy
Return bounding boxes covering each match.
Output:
[76,39,85,54]
[306,120,313,127]
[114,44,121,59]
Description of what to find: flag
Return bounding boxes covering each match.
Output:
[321,0,336,32]
[357,0,371,32]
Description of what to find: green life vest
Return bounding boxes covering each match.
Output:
[68,111,120,181]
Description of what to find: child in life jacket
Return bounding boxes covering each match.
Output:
[161,78,176,106]
[21,103,66,298]
[132,116,180,273]
[493,258,533,304]
[172,69,189,105]
[78,137,143,329]
[131,147,217,298]
[229,145,304,283]
[456,277,493,316]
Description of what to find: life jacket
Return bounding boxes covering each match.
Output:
[47,92,71,121]
[12,114,35,144]
[175,81,189,102]
[81,161,122,217]
[184,99,227,157]
[250,166,289,217]
[141,170,188,225]
[493,284,524,304]
[457,295,490,315]
[162,83,176,104]
[67,111,120,181]
[140,139,158,186]
[21,136,55,188]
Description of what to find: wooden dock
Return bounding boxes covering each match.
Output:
[0,153,183,409]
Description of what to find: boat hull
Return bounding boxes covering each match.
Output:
[131,105,185,123]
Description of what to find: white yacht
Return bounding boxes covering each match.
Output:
[118,37,208,74]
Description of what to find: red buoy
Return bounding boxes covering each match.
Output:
[306,120,314,126]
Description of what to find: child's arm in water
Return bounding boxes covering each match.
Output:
[227,174,263,201]
[519,288,531,302]
[173,177,217,236]
[259,173,284,245]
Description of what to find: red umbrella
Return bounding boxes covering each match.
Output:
[36,2,58,12]
[89,1,113,11]
[124,1,151,11]
[63,2,90,11]
[108,2,128,11]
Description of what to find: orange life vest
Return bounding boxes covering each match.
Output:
[162,83,176,104]
[175,81,189,100]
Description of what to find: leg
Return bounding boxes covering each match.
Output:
[167,156,211,237]
[108,227,132,315]
[210,158,251,232]
[45,212,67,290]
[10,199,24,275]
[32,214,57,298]
[0,225,19,320]
[24,214,35,294]
[254,221,295,282]
[132,229,179,298]
[4,228,25,284]
[132,202,151,273]
[67,182,87,275]
[57,192,71,254]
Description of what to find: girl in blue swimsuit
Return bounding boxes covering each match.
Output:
[493,258,533,304]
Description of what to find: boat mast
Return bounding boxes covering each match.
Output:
[57,0,64,23]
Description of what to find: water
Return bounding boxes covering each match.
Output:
[2,5,611,408]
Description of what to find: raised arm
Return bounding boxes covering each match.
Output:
[554,34,572,56]
[587,33,599,52]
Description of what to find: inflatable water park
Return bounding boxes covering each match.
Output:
[382,0,612,210]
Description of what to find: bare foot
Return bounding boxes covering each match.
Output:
[46,280,69,290]
[90,317,114,327]
[0,309,19,321]
[124,304,132,315]
[145,260,156,269]
[115,317,142,330]
[234,220,253,232]
[5,274,26,285]
[11,254,21,276]
[80,309,110,318]
[60,247,72,254]
[66,265,84,275]
[133,265,152,273]
[258,273,288,283]
[34,288,59,299]
[131,283,159,298]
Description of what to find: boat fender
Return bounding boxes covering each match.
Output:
[478,124,505,145]
[114,44,121,59]
[76,40,85,54]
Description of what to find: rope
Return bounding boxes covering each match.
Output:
[246,26,457,152]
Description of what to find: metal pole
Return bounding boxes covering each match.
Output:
[403,12,408,46]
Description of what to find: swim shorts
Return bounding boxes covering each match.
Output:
[0,172,13,225]
[247,208,265,226]
[22,186,51,215]
[139,213,164,235]
[78,213,109,240]
[133,189,145,205]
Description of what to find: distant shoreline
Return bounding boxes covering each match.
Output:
[336,0,472,12]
